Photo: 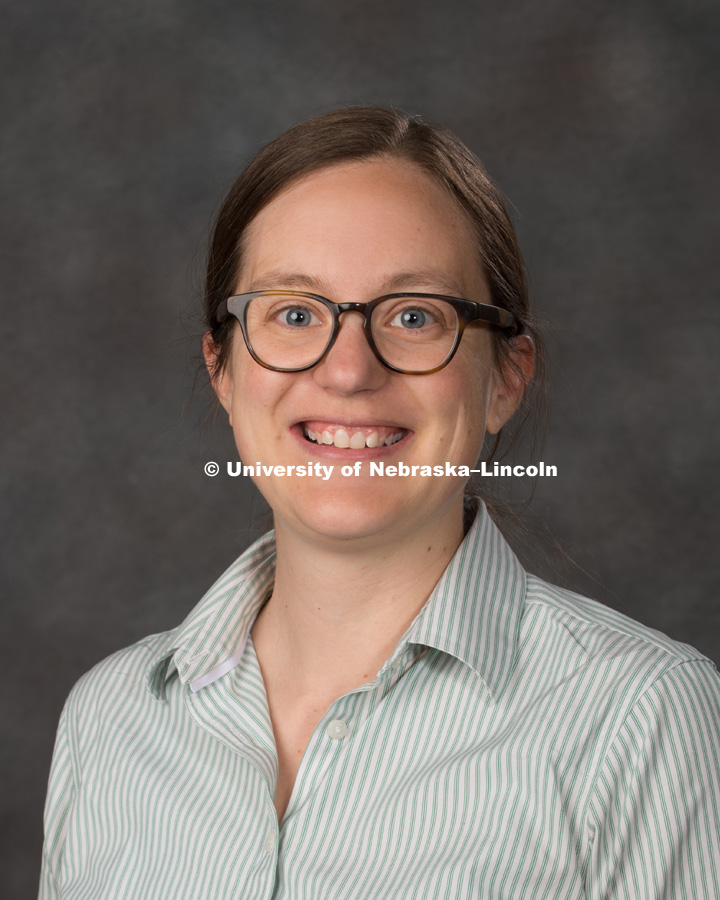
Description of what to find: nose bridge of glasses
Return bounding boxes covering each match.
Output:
[336,301,365,312]
[331,303,372,347]
[322,302,380,368]
[333,301,371,334]
[334,301,369,327]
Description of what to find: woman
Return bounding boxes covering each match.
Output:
[40,107,720,899]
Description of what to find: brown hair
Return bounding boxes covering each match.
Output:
[203,105,545,462]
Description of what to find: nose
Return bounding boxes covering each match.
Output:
[312,311,389,395]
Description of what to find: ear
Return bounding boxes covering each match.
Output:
[486,335,535,435]
[202,332,234,424]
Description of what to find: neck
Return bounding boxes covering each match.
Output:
[251,500,467,696]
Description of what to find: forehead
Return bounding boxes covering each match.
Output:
[237,158,485,297]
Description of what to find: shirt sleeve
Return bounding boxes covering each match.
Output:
[585,659,720,899]
[38,700,77,900]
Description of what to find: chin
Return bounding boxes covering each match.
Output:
[283,487,415,545]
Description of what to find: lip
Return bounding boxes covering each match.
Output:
[289,419,414,460]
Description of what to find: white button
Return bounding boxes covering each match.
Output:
[326,719,348,739]
[264,831,276,853]
[391,658,402,671]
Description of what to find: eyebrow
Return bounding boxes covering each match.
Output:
[246,270,469,298]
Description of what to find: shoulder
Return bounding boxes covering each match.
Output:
[61,630,177,745]
[524,573,712,666]
[518,574,719,717]
[71,629,175,692]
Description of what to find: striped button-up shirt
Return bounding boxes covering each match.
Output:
[39,505,720,898]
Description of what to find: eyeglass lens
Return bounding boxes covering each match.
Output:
[244,293,460,372]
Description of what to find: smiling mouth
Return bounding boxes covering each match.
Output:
[300,421,408,449]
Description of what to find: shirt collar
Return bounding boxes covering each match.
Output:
[146,502,526,703]
[398,501,526,700]
[146,530,276,701]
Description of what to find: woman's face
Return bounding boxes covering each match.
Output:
[208,158,527,547]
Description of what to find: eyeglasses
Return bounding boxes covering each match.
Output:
[215,290,518,375]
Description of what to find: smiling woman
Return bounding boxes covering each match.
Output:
[204,155,533,548]
[39,108,720,900]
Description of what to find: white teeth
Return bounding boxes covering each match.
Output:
[333,429,350,448]
[302,425,406,448]
[349,431,366,450]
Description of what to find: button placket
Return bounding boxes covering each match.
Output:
[282,696,362,822]
[283,681,386,828]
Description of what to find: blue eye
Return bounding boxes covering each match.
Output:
[391,308,429,329]
[284,307,314,326]
[263,296,327,332]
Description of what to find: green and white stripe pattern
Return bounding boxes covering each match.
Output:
[40,505,720,898]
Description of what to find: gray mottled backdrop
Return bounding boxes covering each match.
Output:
[2,0,719,895]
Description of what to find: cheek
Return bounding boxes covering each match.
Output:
[228,355,297,450]
[437,355,495,453]
[464,334,497,405]
[223,354,263,442]
[444,347,494,415]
